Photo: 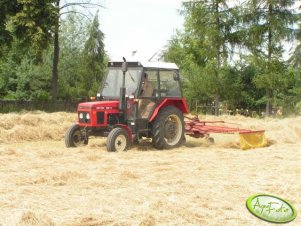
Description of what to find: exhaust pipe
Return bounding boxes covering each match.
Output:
[119,57,128,120]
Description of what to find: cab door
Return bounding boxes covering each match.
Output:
[137,69,159,119]
[132,69,159,138]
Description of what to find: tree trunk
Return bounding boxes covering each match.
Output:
[265,89,272,116]
[214,94,220,116]
[265,3,273,116]
[214,1,221,116]
[51,0,60,102]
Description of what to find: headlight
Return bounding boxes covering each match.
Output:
[86,113,90,120]
[79,113,83,119]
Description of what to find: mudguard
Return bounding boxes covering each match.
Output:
[149,98,189,122]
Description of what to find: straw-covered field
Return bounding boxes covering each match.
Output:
[0,112,300,225]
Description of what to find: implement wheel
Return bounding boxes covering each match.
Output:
[107,127,129,152]
[65,124,88,147]
[151,106,185,149]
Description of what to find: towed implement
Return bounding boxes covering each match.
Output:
[184,116,267,150]
[65,59,267,151]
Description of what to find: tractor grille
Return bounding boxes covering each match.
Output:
[78,112,90,123]
[97,112,104,124]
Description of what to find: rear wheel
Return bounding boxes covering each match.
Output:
[107,127,129,152]
[151,106,184,149]
[65,124,88,147]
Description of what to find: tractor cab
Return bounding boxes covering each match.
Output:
[65,60,189,152]
[99,61,183,119]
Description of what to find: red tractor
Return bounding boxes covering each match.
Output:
[65,59,189,151]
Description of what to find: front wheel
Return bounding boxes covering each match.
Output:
[65,124,88,147]
[106,127,129,152]
[151,106,185,149]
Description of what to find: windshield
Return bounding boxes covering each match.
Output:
[101,67,142,97]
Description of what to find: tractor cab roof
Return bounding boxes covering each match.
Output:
[108,61,179,70]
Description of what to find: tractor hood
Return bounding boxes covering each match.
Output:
[78,100,119,111]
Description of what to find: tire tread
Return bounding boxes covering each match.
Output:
[65,124,88,147]
[106,127,129,152]
[151,106,184,150]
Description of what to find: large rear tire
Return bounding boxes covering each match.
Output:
[151,106,185,149]
[65,124,88,147]
[107,127,129,152]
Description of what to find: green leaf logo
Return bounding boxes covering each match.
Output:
[246,194,297,223]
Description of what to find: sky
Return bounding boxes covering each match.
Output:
[96,0,300,62]
[98,0,184,61]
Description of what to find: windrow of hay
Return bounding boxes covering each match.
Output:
[62,215,116,226]
[18,211,55,226]
[1,111,300,146]
[0,111,77,144]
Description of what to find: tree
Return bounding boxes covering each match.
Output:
[0,0,19,49]
[289,16,301,68]
[57,12,106,100]
[0,0,56,101]
[237,63,266,111]
[58,12,89,100]
[164,1,240,114]
[0,41,52,100]
[0,43,19,99]
[0,0,56,59]
[82,13,106,98]
[50,0,104,102]
[0,9,106,102]
[51,0,60,102]
[241,0,299,115]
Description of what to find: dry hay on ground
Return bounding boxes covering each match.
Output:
[0,112,300,225]
[1,111,301,145]
[0,111,76,144]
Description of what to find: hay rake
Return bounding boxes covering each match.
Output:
[184,115,267,150]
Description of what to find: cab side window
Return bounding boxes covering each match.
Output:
[141,70,158,97]
[159,70,181,97]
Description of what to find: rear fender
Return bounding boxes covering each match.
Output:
[149,98,189,122]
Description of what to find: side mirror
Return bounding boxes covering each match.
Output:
[122,57,128,73]
[173,70,180,81]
